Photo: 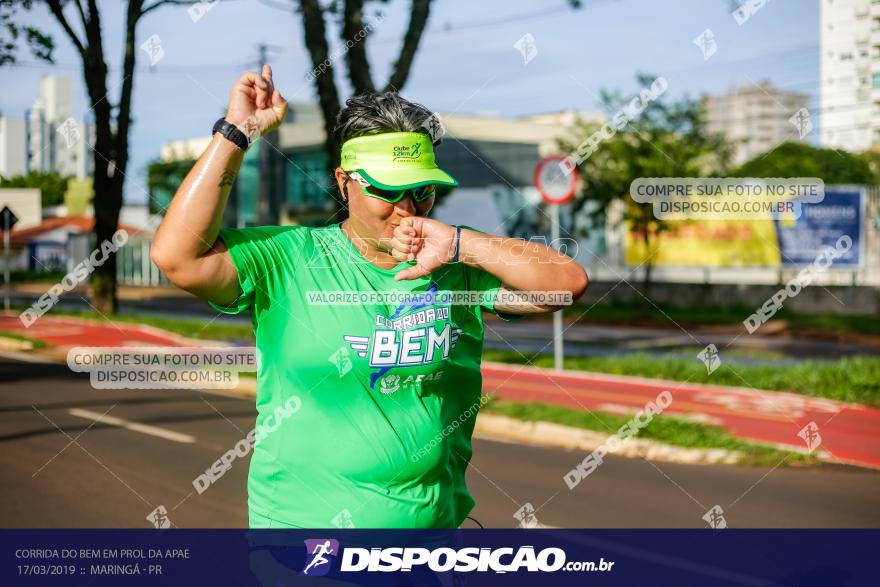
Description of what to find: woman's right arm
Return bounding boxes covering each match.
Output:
[150,64,288,307]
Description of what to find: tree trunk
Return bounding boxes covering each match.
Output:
[92,172,123,315]
[342,0,375,94]
[87,116,124,315]
[641,224,653,300]
[385,0,432,92]
[88,0,140,314]
[81,6,122,316]
[300,0,344,220]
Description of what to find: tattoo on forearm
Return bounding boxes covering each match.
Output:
[219,170,236,188]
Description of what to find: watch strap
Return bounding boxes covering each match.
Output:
[212,118,251,151]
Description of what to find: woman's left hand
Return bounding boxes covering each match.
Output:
[389,217,456,281]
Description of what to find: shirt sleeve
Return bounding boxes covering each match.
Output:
[458,225,523,322]
[208,225,301,315]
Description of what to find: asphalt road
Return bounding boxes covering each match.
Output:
[1,356,878,529]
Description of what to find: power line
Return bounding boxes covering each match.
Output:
[8,2,584,71]
[434,4,572,32]
[255,0,596,35]
[255,0,295,11]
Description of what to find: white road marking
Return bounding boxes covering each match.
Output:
[68,408,196,444]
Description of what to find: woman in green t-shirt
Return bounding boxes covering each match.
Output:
[152,65,588,528]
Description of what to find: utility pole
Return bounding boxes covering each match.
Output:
[1,206,19,312]
[533,158,579,371]
[252,43,283,226]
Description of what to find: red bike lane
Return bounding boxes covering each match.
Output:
[0,314,187,348]
[481,362,880,469]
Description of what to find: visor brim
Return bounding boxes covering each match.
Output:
[356,167,458,190]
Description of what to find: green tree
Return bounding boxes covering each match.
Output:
[558,74,734,294]
[860,150,880,185]
[0,170,71,207]
[146,158,195,214]
[2,0,229,315]
[0,0,53,65]
[732,142,874,184]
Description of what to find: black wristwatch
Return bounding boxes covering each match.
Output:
[212,117,251,151]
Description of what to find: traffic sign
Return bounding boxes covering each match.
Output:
[0,206,18,231]
[1,205,17,312]
[534,156,578,205]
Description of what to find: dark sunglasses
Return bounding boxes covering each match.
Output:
[348,172,436,204]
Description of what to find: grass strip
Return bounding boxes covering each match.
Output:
[0,331,51,349]
[483,399,813,467]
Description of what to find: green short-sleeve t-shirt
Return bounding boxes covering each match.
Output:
[211,222,516,528]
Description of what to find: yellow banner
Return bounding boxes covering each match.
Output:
[64,178,93,215]
[625,219,782,266]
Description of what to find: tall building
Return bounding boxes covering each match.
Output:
[25,75,95,179]
[820,0,873,151]
[704,81,811,165]
[0,115,26,177]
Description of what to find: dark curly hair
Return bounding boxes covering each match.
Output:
[333,91,443,147]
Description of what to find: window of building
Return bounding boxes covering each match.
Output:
[285,149,334,213]
[236,142,260,226]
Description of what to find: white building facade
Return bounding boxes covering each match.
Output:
[704,81,810,165]
[820,0,874,151]
[0,75,96,180]
[26,76,95,180]
[0,117,26,177]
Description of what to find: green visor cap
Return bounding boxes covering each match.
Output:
[340,132,458,190]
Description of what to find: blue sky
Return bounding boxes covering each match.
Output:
[0,0,819,204]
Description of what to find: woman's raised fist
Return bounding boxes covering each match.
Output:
[225,63,288,141]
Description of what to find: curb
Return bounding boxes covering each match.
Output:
[0,336,33,352]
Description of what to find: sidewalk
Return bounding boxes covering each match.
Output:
[3,312,878,469]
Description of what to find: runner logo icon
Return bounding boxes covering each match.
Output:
[301,538,339,577]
